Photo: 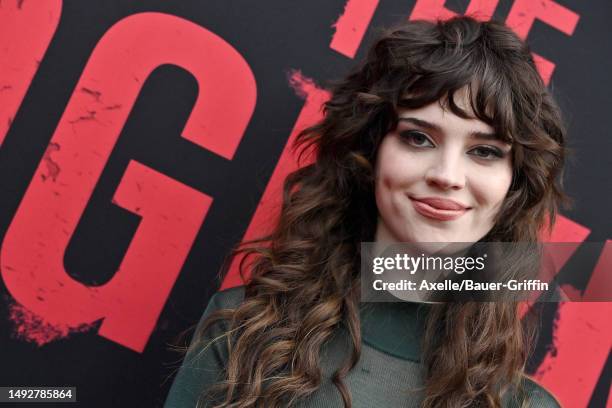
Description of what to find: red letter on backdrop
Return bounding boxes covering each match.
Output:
[0,0,62,147]
[505,0,579,84]
[329,0,499,59]
[1,12,256,352]
[527,223,610,407]
[409,0,498,21]
[535,298,612,407]
[329,0,380,58]
[222,71,329,289]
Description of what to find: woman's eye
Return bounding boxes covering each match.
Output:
[469,146,504,160]
[399,131,434,148]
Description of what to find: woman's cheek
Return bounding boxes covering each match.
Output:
[470,165,513,208]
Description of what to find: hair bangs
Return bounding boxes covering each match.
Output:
[395,31,518,145]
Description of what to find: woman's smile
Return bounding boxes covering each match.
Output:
[408,195,471,221]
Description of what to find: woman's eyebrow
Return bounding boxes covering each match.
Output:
[469,130,504,142]
[398,117,505,143]
[398,117,441,132]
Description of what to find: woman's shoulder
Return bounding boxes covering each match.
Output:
[505,375,562,408]
[206,284,246,311]
[163,286,247,408]
[195,285,246,335]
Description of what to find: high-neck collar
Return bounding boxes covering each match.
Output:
[359,297,432,362]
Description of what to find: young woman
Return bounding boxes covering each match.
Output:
[165,16,568,408]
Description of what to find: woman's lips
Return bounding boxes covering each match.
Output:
[409,196,469,221]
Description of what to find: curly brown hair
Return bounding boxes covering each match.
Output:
[186,16,570,408]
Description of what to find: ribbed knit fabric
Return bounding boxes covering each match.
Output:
[164,286,561,408]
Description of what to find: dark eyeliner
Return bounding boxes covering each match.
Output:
[398,130,434,147]
[471,146,505,159]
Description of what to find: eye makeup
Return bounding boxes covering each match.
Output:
[397,129,509,161]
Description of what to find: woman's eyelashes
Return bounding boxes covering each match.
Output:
[398,130,506,160]
[468,146,505,159]
[399,130,435,148]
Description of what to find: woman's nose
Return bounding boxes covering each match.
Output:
[424,155,466,190]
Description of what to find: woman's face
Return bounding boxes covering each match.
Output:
[374,90,513,245]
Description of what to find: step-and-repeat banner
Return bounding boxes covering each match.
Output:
[0,1,610,407]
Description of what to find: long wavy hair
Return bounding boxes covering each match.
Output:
[186,16,569,408]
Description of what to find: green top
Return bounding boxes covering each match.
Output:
[164,286,561,408]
